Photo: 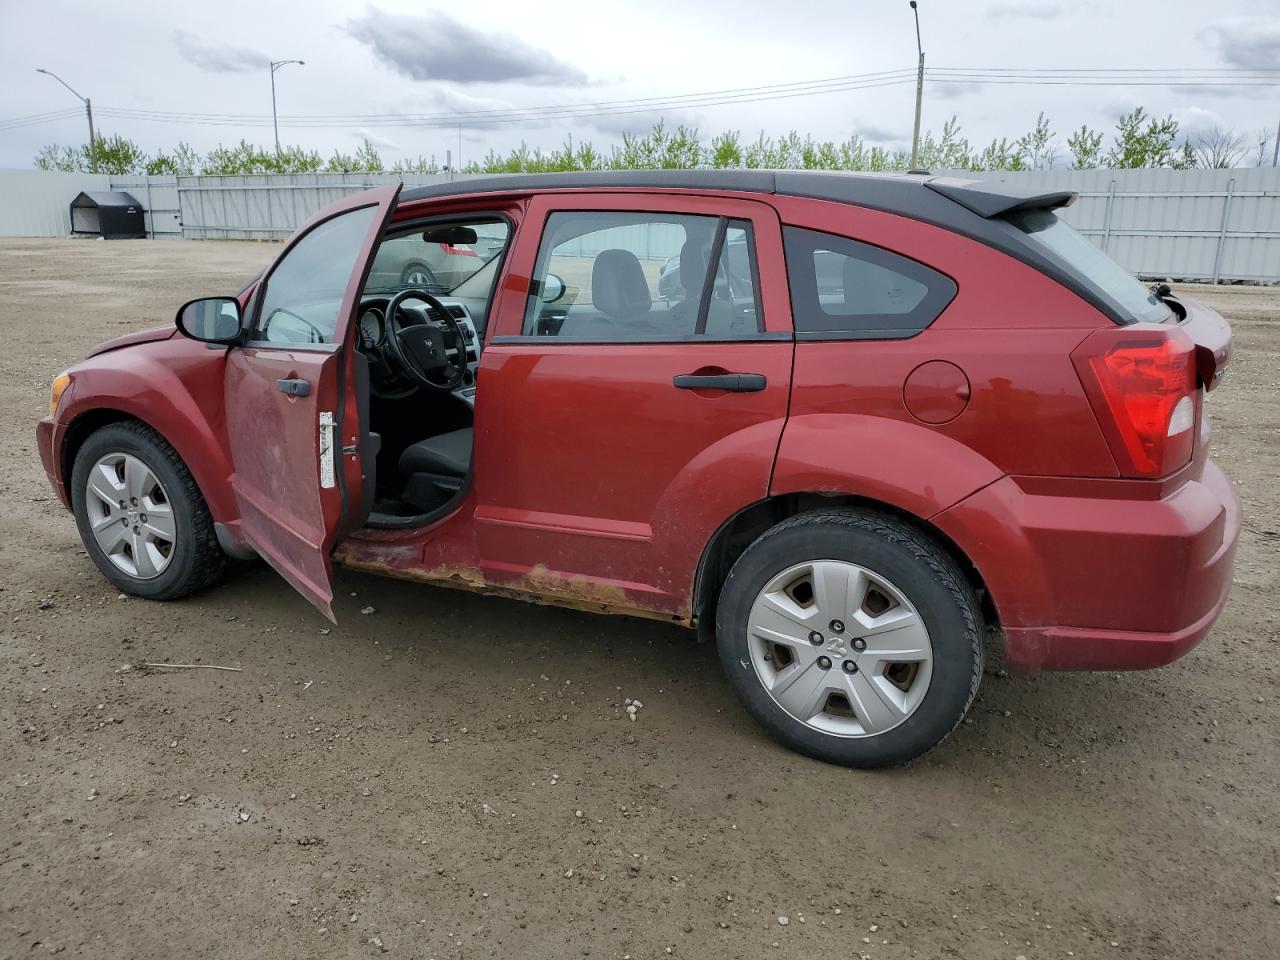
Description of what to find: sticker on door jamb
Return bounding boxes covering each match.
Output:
[319,412,336,489]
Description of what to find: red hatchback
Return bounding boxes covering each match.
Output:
[36,171,1239,767]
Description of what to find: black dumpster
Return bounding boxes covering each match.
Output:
[69,191,146,239]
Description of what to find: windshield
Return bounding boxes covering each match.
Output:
[1007,209,1170,324]
[365,219,510,296]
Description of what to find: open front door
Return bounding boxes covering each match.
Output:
[224,185,400,619]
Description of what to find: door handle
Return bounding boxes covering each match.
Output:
[672,373,767,393]
[276,377,311,397]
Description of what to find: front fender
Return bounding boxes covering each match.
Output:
[55,339,237,523]
[770,413,1004,519]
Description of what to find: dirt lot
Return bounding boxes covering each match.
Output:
[1,237,1277,960]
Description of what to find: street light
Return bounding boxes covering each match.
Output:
[908,1,925,171]
[269,58,305,153]
[35,68,95,150]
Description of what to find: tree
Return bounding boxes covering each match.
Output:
[1016,112,1058,170]
[391,155,440,174]
[706,130,742,169]
[34,144,78,172]
[915,117,973,171]
[1253,128,1276,167]
[1105,108,1191,169]
[33,134,148,174]
[145,142,199,176]
[1067,125,1104,169]
[1192,127,1248,168]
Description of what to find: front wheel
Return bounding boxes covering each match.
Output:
[715,509,983,768]
[70,421,227,600]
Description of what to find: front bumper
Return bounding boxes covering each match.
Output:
[935,459,1240,671]
[36,416,70,510]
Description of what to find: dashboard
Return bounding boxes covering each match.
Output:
[356,295,480,404]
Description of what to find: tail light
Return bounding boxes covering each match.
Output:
[1072,329,1197,478]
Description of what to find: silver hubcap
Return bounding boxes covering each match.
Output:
[84,452,175,580]
[747,560,933,737]
[405,270,431,286]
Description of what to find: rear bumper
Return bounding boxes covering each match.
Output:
[36,416,70,510]
[935,460,1240,671]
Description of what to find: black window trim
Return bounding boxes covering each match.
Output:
[507,207,770,344]
[692,218,728,337]
[783,226,958,342]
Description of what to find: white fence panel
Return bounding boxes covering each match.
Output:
[175,173,458,239]
[109,177,181,236]
[0,170,110,237]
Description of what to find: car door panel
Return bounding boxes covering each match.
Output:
[224,184,400,620]
[473,193,794,618]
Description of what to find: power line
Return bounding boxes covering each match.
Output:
[5,64,1279,133]
[0,107,85,131]
[928,77,1280,87]
[94,77,922,129]
[93,70,920,127]
[932,65,1280,74]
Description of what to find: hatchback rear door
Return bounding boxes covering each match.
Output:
[224,185,399,620]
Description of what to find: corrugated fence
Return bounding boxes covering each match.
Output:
[1,167,1277,282]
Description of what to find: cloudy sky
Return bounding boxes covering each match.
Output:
[1,0,1278,169]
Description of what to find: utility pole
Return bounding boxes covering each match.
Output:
[35,68,95,152]
[908,1,925,170]
[269,58,305,153]
[1273,118,1278,167]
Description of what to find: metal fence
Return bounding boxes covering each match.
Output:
[967,167,1280,283]
[1,167,1277,282]
[172,173,454,240]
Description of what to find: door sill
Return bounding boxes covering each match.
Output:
[365,495,462,529]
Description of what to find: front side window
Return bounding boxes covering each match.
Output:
[252,205,377,345]
[784,227,957,339]
[523,211,762,340]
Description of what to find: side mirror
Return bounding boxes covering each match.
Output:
[176,297,242,344]
[537,273,567,304]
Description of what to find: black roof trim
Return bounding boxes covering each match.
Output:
[924,177,1077,218]
[400,169,780,202]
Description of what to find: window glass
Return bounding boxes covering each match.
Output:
[252,205,377,344]
[783,227,956,338]
[1006,209,1170,324]
[523,212,762,340]
[366,219,510,296]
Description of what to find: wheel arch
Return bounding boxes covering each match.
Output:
[692,492,997,638]
[60,402,237,528]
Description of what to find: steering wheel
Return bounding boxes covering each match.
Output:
[382,289,468,392]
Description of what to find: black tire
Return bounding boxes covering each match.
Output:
[399,261,439,289]
[715,509,983,768]
[70,421,227,600]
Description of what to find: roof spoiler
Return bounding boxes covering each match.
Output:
[925,177,1077,219]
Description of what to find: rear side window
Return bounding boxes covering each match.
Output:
[783,227,956,339]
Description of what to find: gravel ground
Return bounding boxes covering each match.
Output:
[1,238,1278,960]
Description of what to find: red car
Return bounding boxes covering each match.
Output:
[36,171,1239,767]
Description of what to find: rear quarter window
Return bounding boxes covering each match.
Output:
[783,227,957,339]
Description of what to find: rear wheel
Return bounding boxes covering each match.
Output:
[70,422,227,600]
[715,509,982,768]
